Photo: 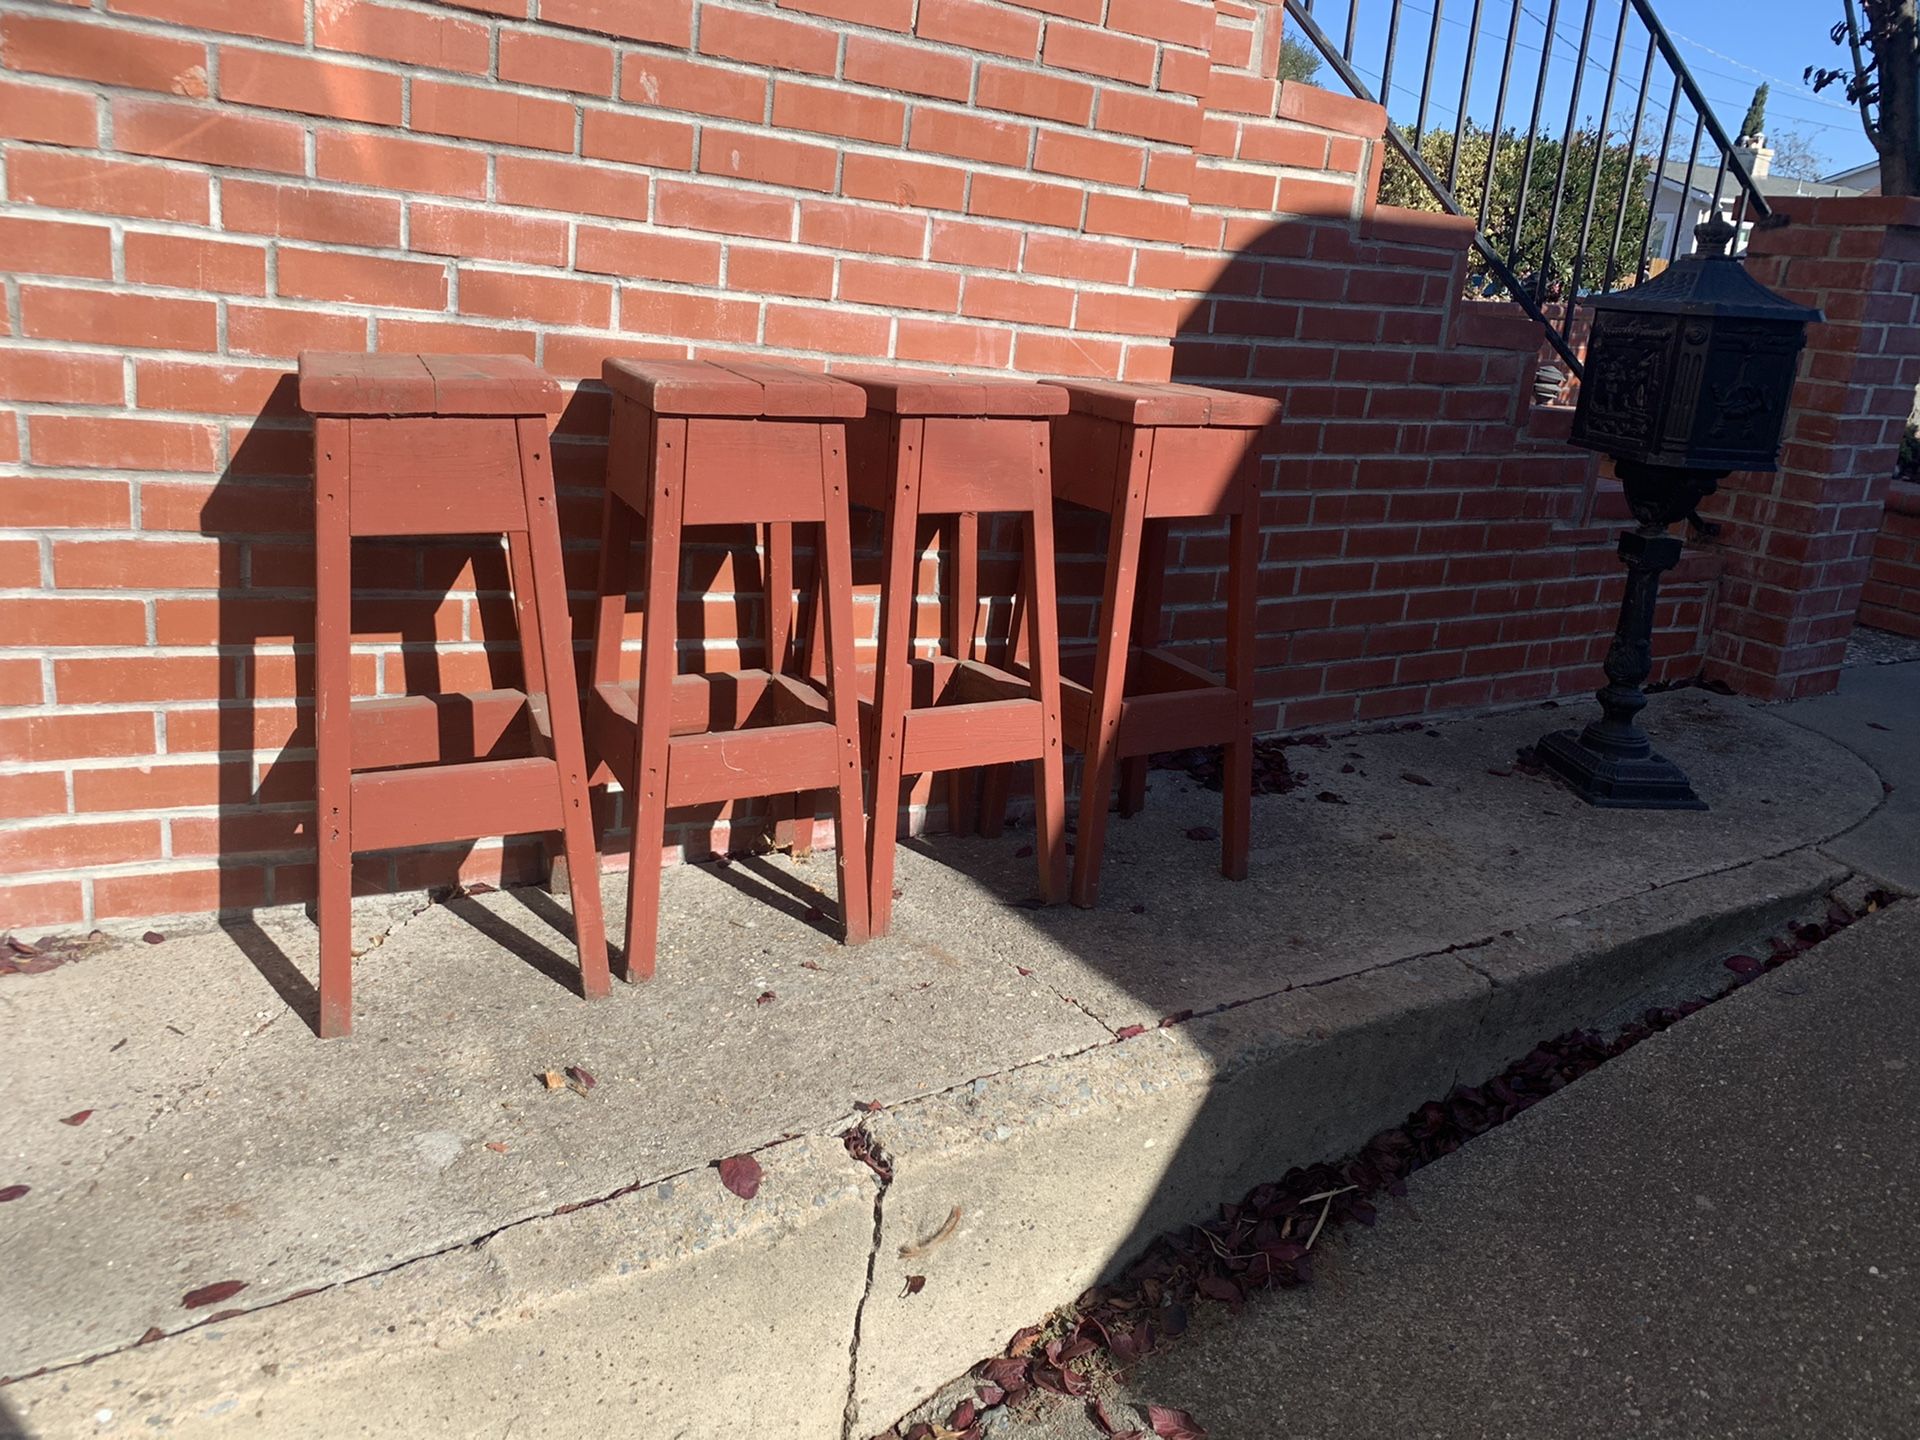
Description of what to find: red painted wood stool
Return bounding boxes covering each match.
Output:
[839,368,1070,938]
[1004,380,1281,908]
[298,352,612,1038]
[587,359,871,980]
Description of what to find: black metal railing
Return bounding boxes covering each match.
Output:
[1284,0,1769,376]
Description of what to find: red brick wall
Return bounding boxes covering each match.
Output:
[1861,480,1920,639]
[0,0,1718,928]
[1704,196,1920,701]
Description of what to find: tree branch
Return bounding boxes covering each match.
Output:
[1844,0,1884,152]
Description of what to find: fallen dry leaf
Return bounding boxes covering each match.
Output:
[181,1280,247,1310]
[58,1110,92,1127]
[902,1274,927,1296]
[1114,1024,1146,1040]
[1315,791,1347,805]
[716,1153,762,1199]
[142,931,166,945]
[540,1070,566,1091]
[756,990,776,1005]
[1400,771,1434,787]
[137,1326,165,1345]
[485,1141,509,1154]
[899,1205,961,1258]
[563,1065,596,1096]
[0,1184,28,1203]
[1147,1404,1209,1439]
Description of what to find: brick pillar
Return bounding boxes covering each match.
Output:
[1703,195,1920,700]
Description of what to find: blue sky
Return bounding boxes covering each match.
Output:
[1294,0,1875,179]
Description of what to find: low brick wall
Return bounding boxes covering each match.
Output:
[0,0,1723,927]
[1860,480,1920,640]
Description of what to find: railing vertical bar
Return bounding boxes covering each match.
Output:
[1382,0,1406,107]
[1637,71,1682,281]
[1626,0,1768,218]
[1506,0,1563,283]
[1344,0,1359,60]
[1709,149,1730,226]
[1416,0,1446,136]
[1670,114,1703,260]
[1602,37,1657,293]
[1448,0,1486,191]
[1560,0,1630,339]
[1279,0,1586,375]
[1535,0,1599,302]
[1478,0,1526,231]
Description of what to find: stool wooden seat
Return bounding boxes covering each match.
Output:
[588,359,871,980]
[1001,379,1281,907]
[298,352,611,1038]
[837,368,1070,937]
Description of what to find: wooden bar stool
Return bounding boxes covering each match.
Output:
[1004,380,1281,908]
[839,368,1070,938]
[587,359,871,980]
[298,352,611,1038]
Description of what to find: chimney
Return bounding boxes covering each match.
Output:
[1735,133,1772,180]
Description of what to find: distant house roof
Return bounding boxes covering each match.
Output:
[1652,158,1863,202]
[1821,159,1881,194]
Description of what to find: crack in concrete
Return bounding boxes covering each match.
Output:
[0,1144,748,1388]
[1000,951,1122,1039]
[841,1127,894,1440]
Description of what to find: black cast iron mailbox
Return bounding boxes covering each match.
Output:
[1539,215,1822,810]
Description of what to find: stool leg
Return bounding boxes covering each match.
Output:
[506,531,556,889]
[515,418,611,999]
[621,417,686,982]
[817,424,870,946]
[1119,519,1169,819]
[947,511,979,834]
[1222,461,1259,883]
[867,418,923,939]
[314,417,354,1038]
[1072,426,1153,910]
[765,521,816,858]
[585,490,635,790]
[1024,448,1069,905]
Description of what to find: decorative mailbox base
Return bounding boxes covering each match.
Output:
[1536,524,1707,812]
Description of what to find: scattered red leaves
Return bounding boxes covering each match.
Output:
[0,1185,28,1203]
[715,1154,762,1200]
[903,1274,926,1296]
[142,931,165,945]
[845,1126,893,1183]
[1114,1025,1146,1040]
[58,1110,92,1127]
[181,1280,247,1310]
[756,990,777,1006]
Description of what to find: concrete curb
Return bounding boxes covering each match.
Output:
[3,850,1847,1439]
[6,1137,878,1438]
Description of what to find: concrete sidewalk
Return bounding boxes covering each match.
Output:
[986,896,1920,1440]
[0,684,1899,1438]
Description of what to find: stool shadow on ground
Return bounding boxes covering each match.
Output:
[707,853,845,940]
